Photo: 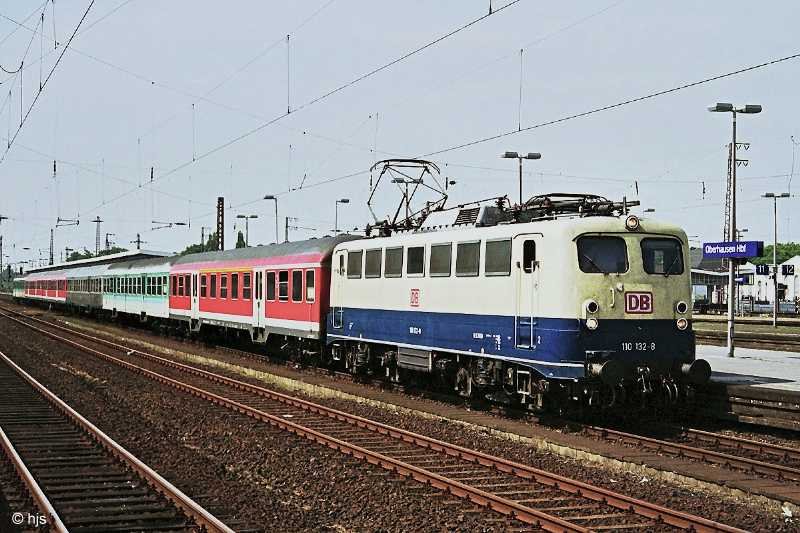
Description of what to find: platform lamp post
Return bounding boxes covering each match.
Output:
[708,102,762,357]
[501,151,541,206]
[762,193,790,328]
[236,214,258,246]
[334,198,350,235]
[263,195,279,244]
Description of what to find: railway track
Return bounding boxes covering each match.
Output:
[0,307,745,532]
[0,347,234,533]
[694,329,800,347]
[580,425,800,482]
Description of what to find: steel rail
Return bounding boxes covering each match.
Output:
[0,347,235,533]
[584,425,800,481]
[683,427,800,462]
[0,425,68,533]
[695,329,800,346]
[1,308,746,533]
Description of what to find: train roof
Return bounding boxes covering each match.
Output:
[173,234,362,266]
[26,249,171,274]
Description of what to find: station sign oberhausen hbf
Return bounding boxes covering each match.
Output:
[702,240,764,260]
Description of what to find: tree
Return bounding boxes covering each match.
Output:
[67,249,94,262]
[235,231,247,248]
[180,233,219,255]
[97,246,128,257]
[750,242,800,265]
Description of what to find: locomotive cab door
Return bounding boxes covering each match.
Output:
[332,250,346,329]
[514,235,541,349]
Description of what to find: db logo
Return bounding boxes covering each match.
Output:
[625,292,653,314]
[410,288,420,307]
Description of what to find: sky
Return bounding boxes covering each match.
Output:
[0,0,798,268]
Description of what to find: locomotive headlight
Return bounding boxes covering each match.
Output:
[676,301,688,314]
[625,214,640,231]
[676,318,688,331]
[585,299,599,314]
[586,317,599,330]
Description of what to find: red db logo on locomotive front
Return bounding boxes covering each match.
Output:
[625,292,653,314]
[410,288,420,307]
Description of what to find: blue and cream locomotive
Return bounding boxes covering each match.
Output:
[327,194,710,410]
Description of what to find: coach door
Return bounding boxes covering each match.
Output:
[514,235,540,349]
[332,250,346,329]
[191,273,199,320]
[253,270,264,329]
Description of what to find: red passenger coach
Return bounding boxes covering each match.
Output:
[168,235,360,344]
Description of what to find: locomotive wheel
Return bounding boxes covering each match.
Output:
[455,366,472,398]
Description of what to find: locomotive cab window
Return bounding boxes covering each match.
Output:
[384,247,403,278]
[429,243,452,277]
[347,250,363,279]
[641,238,684,275]
[456,241,480,277]
[577,236,628,273]
[485,239,511,276]
[365,249,382,278]
[407,246,425,276]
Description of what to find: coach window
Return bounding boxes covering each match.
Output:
[485,239,512,276]
[220,274,228,299]
[407,246,425,276]
[200,275,207,297]
[232,273,239,299]
[347,250,363,279]
[278,270,289,301]
[384,247,403,278]
[266,272,276,301]
[365,249,382,278]
[430,243,452,277]
[456,241,480,277]
[184,275,191,296]
[243,273,252,299]
[522,241,536,273]
[577,236,628,274]
[306,270,315,302]
[292,270,303,302]
[178,275,184,296]
[163,276,168,295]
[210,273,217,298]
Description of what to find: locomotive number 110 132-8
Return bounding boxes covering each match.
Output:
[621,341,656,352]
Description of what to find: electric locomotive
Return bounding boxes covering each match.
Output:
[327,193,710,411]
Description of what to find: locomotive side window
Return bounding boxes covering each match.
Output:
[429,243,452,277]
[210,274,217,298]
[220,274,228,299]
[232,273,239,299]
[243,273,252,299]
[266,272,276,300]
[485,239,511,276]
[365,249,382,278]
[200,275,207,297]
[347,250,363,279]
[384,247,403,278]
[641,238,684,275]
[407,246,425,276]
[456,241,480,277]
[278,270,289,301]
[577,236,628,273]
[522,241,536,274]
[292,270,303,302]
[306,270,315,302]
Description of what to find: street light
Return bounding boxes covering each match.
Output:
[501,151,542,206]
[151,220,188,230]
[708,102,762,357]
[335,198,350,235]
[263,195,279,244]
[236,214,258,246]
[644,208,655,213]
[762,192,790,327]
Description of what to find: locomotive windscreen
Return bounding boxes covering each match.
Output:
[641,238,684,275]
[577,236,628,273]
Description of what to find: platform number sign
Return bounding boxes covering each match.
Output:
[782,264,796,276]
[410,288,420,308]
[756,264,769,276]
[625,292,653,314]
